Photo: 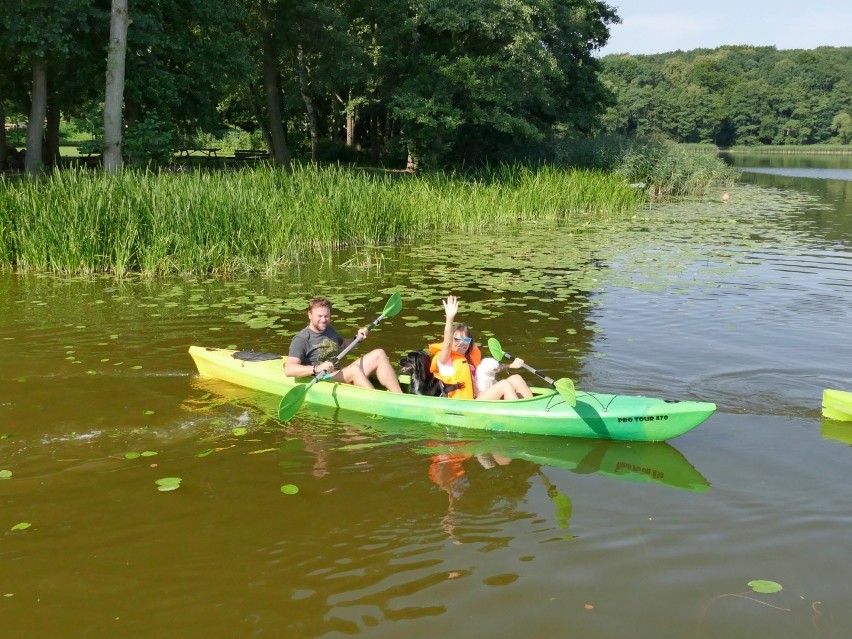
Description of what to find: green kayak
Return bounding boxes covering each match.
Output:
[188,346,716,442]
[823,389,852,422]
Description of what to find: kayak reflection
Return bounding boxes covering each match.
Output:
[187,376,710,495]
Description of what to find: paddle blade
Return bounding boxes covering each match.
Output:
[487,337,505,361]
[383,292,403,318]
[278,384,309,421]
[554,378,576,407]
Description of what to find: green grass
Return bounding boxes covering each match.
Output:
[0,164,644,276]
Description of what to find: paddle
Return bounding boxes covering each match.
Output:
[277,292,403,422]
[487,337,576,406]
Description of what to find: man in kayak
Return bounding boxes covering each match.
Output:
[284,296,403,393]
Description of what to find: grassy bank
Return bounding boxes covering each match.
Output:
[0,164,643,276]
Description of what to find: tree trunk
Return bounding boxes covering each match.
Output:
[334,90,357,148]
[260,0,290,168]
[296,44,319,163]
[103,0,129,173]
[25,58,48,178]
[44,104,61,165]
[0,93,7,167]
[369,106,379,165]
[346,88,356,147]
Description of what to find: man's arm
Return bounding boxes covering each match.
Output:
[284,355,315,378]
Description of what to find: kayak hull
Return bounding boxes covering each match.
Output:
[823,389,852,422]
[188,346,716,442]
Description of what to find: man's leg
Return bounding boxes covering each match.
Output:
[345,349,402,393]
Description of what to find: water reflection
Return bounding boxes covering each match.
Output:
[189,375,710,498]
[821,419,852,446]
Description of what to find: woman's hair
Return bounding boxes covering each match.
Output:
[307,296,333,312]
[453,323,476,365]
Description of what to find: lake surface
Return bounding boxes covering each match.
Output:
[2,155,851,638]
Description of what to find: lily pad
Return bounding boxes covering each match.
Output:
[155,477,182,492]
[280,484,300,495]
[0,470,12,479]
[11,522,31,531]
[748,580,782,594]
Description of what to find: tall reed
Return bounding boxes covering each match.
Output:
[0,164,642,275]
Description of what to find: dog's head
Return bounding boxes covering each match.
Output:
[399,350,431,377]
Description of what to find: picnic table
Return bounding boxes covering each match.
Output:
[176,147,220,158]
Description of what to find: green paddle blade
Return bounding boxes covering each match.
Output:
[554,378,576,407]
[383,292,403,318]
[487,337,505,361]
[278,384,309,421]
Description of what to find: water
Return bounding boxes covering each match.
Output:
[2,155,851,638]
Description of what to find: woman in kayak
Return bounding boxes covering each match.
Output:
[284,296,402,393]
[430,295,532,400]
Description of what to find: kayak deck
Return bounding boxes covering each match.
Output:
[188,346,716,442]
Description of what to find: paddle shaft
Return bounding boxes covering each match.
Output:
[499,348,556,386]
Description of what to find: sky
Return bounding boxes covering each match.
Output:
[597,0,852,56]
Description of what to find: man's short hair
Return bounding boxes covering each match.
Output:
[307,296,333,312]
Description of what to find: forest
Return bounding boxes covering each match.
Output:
[599,45,852,147]
[0,0,620,172]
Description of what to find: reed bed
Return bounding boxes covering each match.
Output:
[0,164,642,275]
[555,135,740,198]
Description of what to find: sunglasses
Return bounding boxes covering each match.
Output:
[453,336,472,343]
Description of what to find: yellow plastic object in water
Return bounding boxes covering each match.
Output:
[822,389,852,422]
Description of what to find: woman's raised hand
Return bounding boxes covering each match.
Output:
[442,295,459,321]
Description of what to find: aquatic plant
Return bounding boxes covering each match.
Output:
[0,164,642,275]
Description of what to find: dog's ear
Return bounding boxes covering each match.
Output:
[413,351,427,376]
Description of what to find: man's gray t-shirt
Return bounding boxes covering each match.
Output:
[288,326,344,366]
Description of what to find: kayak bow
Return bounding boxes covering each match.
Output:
[188,346,716,442]
[823,389,852,422]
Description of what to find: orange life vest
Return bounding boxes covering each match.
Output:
[428,342,481,399]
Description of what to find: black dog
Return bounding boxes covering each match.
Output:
[398,350,464,397]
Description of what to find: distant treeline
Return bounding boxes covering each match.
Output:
[600,46,852,147]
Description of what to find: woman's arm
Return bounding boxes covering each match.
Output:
[436,295,459,365]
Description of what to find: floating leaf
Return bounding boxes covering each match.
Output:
[280,484,300,495]
[125,452,141,459]
[11,522,31,531]
[143,410,155,415]
[155,477,182,492]
[0,470,11,479]
[196,448,214,458]
[141,451,158,457]
[232,427,248,436]
[748,580,782,594]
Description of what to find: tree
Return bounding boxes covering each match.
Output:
[103,0,129,173]
[387,0,620,167]
[832,112,852,144]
